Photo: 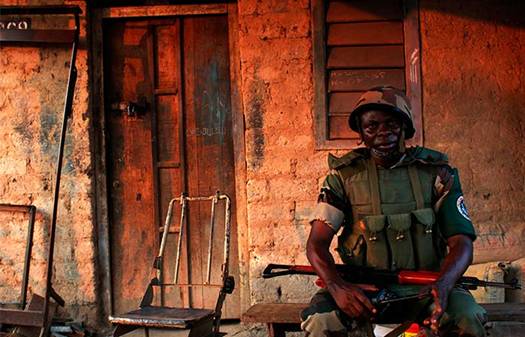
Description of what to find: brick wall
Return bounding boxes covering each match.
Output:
[0,0,99,328]
[237,0,325,303]
[419,0,525,264]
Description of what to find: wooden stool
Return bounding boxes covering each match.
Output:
[242,302,525,337]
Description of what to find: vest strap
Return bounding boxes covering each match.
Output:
[367,158,382,215]
[408,165,424,209]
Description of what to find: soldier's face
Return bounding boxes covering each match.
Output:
[360,110,403,153]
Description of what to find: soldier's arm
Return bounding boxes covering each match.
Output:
[425,166,476,333]
[308,173,376,319]
[423,234,473,333]
[306,220,377,319]
[306,220,343,289]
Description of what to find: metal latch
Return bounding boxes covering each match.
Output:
[111,98,147,118]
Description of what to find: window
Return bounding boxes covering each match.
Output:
[312,0,423,149]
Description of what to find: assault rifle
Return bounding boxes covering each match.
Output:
[262,264,521,290]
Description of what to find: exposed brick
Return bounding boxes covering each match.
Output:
[0,0,97,328]
[239,0,309,16]
[420,0,525,264]
[240,10,310,40]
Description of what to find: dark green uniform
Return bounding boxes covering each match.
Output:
[302,147,487,337]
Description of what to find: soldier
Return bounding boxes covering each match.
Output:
[301,87,487,337]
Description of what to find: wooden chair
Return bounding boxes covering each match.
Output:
[109,192,235,337]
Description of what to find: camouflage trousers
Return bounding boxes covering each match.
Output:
[300,287,487,337]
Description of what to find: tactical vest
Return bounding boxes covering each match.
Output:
[334,148,447,271]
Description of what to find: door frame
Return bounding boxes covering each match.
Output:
[89,3,249,325]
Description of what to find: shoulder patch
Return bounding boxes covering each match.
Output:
[456,195,471,221]
[328,149,367,170]
[408,146,449,165]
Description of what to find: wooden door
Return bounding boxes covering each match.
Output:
[105,14,240,318]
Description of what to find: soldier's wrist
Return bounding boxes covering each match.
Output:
[325,279,344,293]
[435,276,455,293]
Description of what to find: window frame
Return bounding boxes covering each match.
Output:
[312,0,423,150]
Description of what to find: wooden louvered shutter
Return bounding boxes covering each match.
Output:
[313,0,423,149]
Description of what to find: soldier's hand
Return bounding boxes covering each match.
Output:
[422,280,453,334]
[328,282,378,320]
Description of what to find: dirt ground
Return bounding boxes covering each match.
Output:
[109,321,525,337]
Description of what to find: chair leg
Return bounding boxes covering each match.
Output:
[267,323,286,337]
[188,317,214,337]
[113,324,139,337]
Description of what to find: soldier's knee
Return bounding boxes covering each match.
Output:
[442,305,487,337]
[444,288,487,337]
[452,310,487,337]
[301,310,347,337]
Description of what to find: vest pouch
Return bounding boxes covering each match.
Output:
[411,208,439,270]
[362,215,389,269]
[387,214,415,270]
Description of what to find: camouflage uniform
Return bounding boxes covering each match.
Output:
[302,87,487,337]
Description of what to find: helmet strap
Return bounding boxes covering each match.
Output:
[398,129,406,153]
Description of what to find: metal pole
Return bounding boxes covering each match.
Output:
[21,205,36,309]
[174,194,187,284]
[206,191,219,284]
[157,198,177,305]
[40,11,79,337]
[213,194,231,334]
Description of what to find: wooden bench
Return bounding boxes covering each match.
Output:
[242,303,525,337]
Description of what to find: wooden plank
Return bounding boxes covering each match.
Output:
[157,161,180,169]
[155,25,180,89]
[482,303,525,322]
[242,303,308,324]
[328,22,404,46]
[102,4,227,18]
[174,17,190,309]
[183,15,240,317]
[158,169,182,231]
[329,115,361,140]
[0,204,34,213]
[242,302,525,325]
[155,88,178,95]
[327,0,403,23]
[182,16,202,311]
[328,45,405,69]
[15,294,57,337]
[227,2,251,315]
[151,19,187,309]
[329,92,363,113]
[91,7,114,319]
[0,29,75,44]
[0,309,44,326]
[106,21,157,315]
[156,95,181,162]
[329,69,405,92]
[147,24,161,259]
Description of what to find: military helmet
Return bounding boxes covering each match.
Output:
[348,86,416,139]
